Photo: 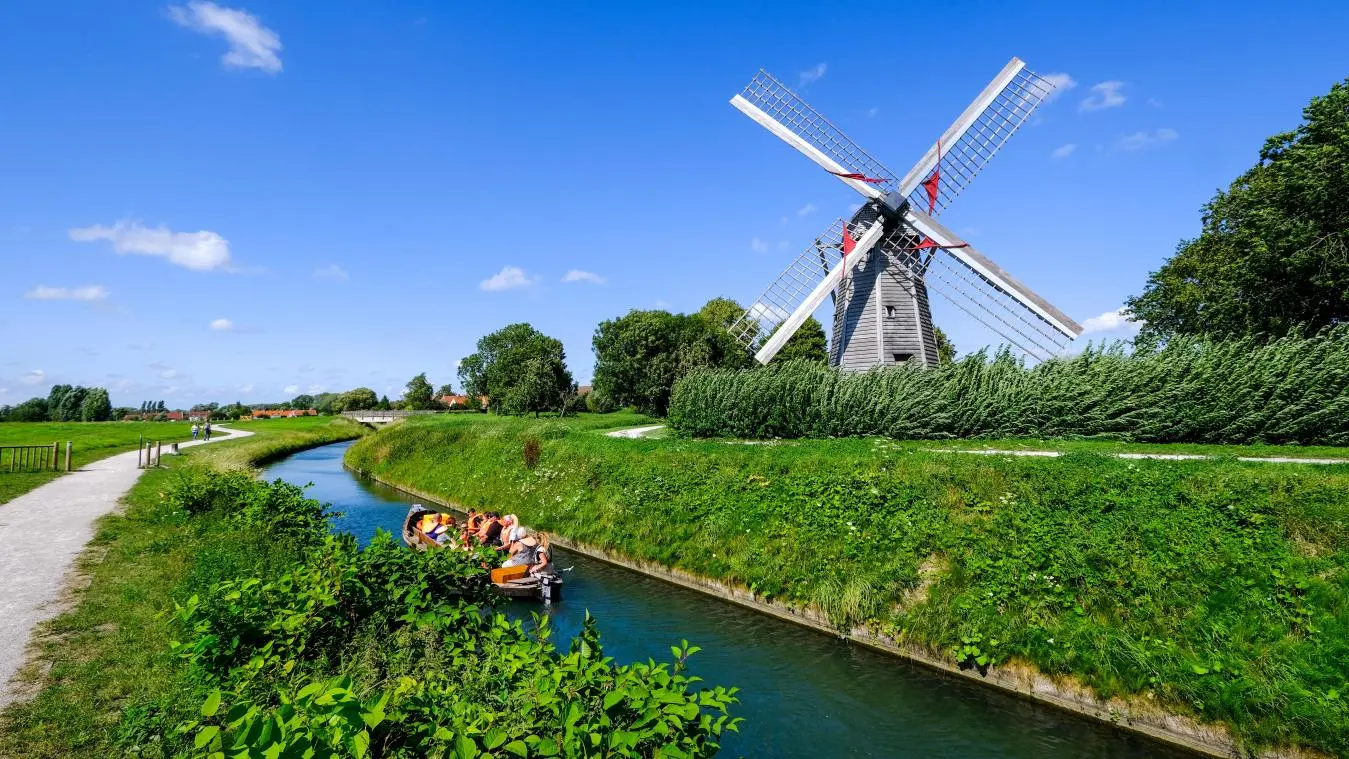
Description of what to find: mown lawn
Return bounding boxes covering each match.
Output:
[0,421,204,504]
[0,417,366,759]
[347,413,1349,757]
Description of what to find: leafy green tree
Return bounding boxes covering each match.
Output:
[592,307,748,416]
[55,386,89,422]
[934,326,957,365]
[1127,78,1349,340]
[290,394,315,410]
[9,397,49,422]
[435,383,453,398]
[375,394,392,410]
[80,388,112,421]
[698,296,756,344]
[403,372,436,410]
[459,323,573,415]
[47,385,72,421]
[769,316,828,364]
[340,387,378,411]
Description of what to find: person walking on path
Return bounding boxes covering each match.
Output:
[203,421,212,441]
[191,423,199,441]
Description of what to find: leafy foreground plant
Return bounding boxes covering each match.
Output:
[669,327,1349,445]
[118,469,740,758]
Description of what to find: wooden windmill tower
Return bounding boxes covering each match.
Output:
[727,59,1083,367]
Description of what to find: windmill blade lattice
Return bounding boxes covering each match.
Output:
[898,65,1056,216]
[736,71,900,194]
[729,218,860,350]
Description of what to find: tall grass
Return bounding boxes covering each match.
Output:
[669,327,1349,444]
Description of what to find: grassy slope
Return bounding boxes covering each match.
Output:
[0,416,365,759]
[347,413,1349,757]
[0,421,203,504]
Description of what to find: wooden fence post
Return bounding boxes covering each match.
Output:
[65,441,72,472]
[156,441,162,467]
[52,442,58,470]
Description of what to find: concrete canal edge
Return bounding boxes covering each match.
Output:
[347,465,1321,759]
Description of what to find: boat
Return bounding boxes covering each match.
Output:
[401,505,563,603]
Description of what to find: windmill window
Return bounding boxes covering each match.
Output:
[885,305,896,318]
[893,353,913,363]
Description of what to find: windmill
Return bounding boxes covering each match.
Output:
[727,58,1082,368]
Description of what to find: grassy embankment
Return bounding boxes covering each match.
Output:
[347,413,1349,757]
[0,421,203,504]
[0,416,366,759]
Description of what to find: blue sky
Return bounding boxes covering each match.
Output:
[3,0,1347,407]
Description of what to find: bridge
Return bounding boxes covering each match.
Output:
[340,409,444,424]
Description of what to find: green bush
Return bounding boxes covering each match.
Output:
[669,327,1349,444]
[122,466,740,758]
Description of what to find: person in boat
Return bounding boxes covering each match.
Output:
[478,512,503,547]
[416,512,439,536]
[502,528,538,568]
[528,534,553,577]
[465,508,484,534]
[494,515,519,551]
[432,514,459,544]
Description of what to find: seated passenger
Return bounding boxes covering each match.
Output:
[528,535,553,576]
[416,513,438,535]
[429,513,456,540]
[477,512,503,547]
[502,532,539,568]
[465,508,483,534]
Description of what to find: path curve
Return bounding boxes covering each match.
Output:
[604,424,665,439]
[0,424,252,708]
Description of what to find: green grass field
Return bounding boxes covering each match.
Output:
[0,416,366,759]
[0,421,206,504]
[347,413,1349,757]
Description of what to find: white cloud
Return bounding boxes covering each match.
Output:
[210,318,234,331]
[479,266,536,291]
[168,1,282,74]
[798,63,827,86]
[20,369,45,385]
[284,384,299,394]
[750,237,769,253]
[162,385,179,396]
[561,269,606,285]
[796,203,817,217]
[307,383,326,394]
[654,300,671,309]
[1117,128,1178,151]
[1080,81,1126,111]
[24,284,109,301]
[237,383,254,393]
[160,369,181,379]
[70,220,232,271]
[313,263,348,280]
[1051,143,1078,160]
[1042,72,1077,101]
[1080,307,1142,336]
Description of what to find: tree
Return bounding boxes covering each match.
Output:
[290,394,315,411]
[47,385,73,421]
[375,394,392,410]
[340,387,378,411]
[698,296,755,342]
[80,388,112,421]
[459,323,574,416]
[9,397,49,422]
[1126,78,1349,340]
[769,316,828,364]
[435,383,454,398]
[55,386,89,422]
[403,372,436,410]
[592,305,749,416]
[934,326,957,365]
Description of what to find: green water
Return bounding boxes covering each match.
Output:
[266,441,1194,758]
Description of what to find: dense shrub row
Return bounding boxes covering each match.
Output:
[348,415,1349,755]
[117,469,740,758]
[667,327,1349,444]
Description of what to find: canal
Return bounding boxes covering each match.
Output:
[265,440,1193,759]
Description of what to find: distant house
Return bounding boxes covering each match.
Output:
[251,408,317,418]
[165,411,185,421]
[440,394,488,409]
[187,411,211,421]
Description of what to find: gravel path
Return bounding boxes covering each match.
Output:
[604,424,665,439]
[0,424,251,709]
[924,448,1349,466]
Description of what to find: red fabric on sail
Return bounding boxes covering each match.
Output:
[841,223,856,255]
[828,170,887,184]
[920,140,942,214]
[913,236,968,251]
